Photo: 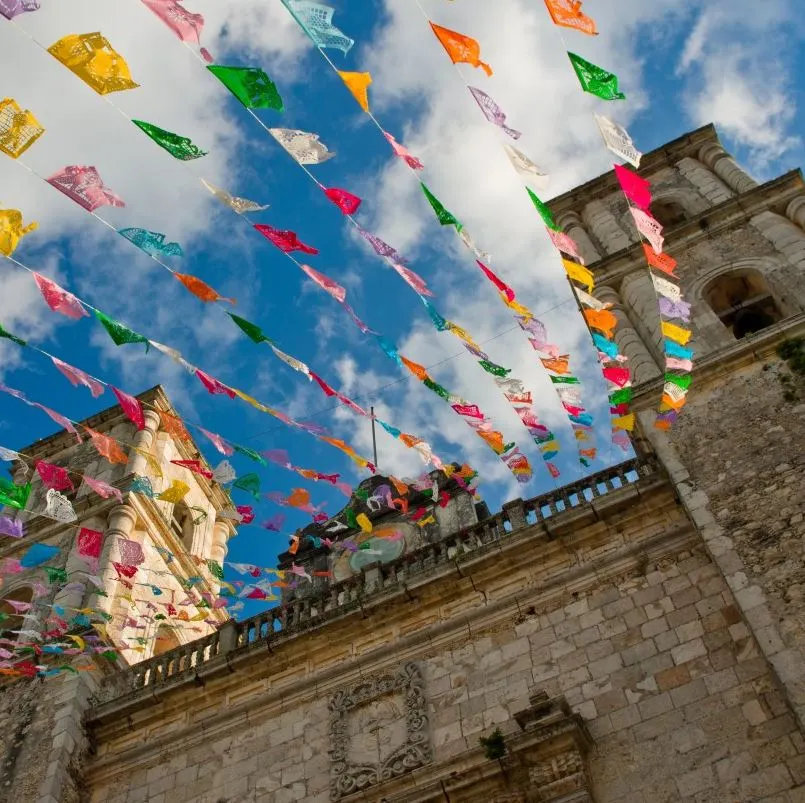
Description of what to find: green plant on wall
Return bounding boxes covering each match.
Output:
[479,727,507,760]
[777,337,805,402]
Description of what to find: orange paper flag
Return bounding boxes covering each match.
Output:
[287,488,311,508]
[544,0,598,36]
[541,355,570,374]
[583,309,618,339]
[175,273,235,304]
[430,23,493,76]
[642,243,678,277]
[337,71,372,112]
[401,355,429,381]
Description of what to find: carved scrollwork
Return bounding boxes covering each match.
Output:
[329,661,432,800]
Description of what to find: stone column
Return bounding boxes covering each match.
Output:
[785,197,805,230]
[595,285,662,384]
[555,211,601,265]
[209,518,232,594]
[675,156,734,205]
[619,270,666,364]
[125,409,161,477]
[53,515,107,613]
[89,504,137,618]
[698,142,758,195]
[582,200,631,255]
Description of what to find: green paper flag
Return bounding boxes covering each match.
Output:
[550,375,580,385]
[345,508,359,529]
[609,388,633,405]
[420,183,460,227]
[94,310,150,349]
[227,312,271,344]
[424,378,451,401]
[207,560,225,581]
[44,566,68,585]
[233,472,261,501]
[0,477,31,510]
[234,444,267,466]
[0,323,26,348]
[567,52,625,101]
[132,120,208,160]
[665,373,693,391]
[354,488,369,501]
[207,65,284,111]
[526,188,560,231]
[479,360,511,378]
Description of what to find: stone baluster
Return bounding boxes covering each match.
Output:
[502,499,527,532]
[595,284,662,384]
[125,409,161,477]
[698,142,758,195]
[556,211,602,264]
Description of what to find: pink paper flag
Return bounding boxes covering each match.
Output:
[666,357,693,371]
[36,460,74,492]
[324,187,362,215]
[391,264,434,296]
[199,427,234,456]
[77,526,104,558]
[139,0,212,61]
[602,367,631,388]
[33,273,88,319]
[112,387,145,430]
[355,226,407,263]
[32,403,82,442]
[476,261,515,302]
[83,475,123,503]
[383,131,423,169]
[51,357,104,398]
[117,537,145,566]
[299,264,346,303]
[630,208,664,253]
[5,599,31,613]
[254,225,318,254]
[196,369,236,399]
[545,229,583,262]
[46,165,125,212]
[614,164,651,212]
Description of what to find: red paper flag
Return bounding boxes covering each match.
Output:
[196,369,236,398]
[324,187,362,215]
[254,225,318,254]
[112,387,145,430]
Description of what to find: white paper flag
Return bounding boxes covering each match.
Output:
[43,488,77,523]
[503,144,549,189]
[630,208,665,254]
[595,114,642,168]
[268,128,335,165]
[200,179,268,214]
[652,274,682,303]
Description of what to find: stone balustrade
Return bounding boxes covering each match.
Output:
[94,457,654,701]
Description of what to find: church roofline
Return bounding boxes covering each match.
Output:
[547,123,721,215]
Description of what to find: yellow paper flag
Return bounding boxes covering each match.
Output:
[562,259,595,293]
[337,71,372,113]
[356,513,373,533]
[157,479,190,503]
[612,413,636,431]
[661,321,692,346]
[0,99,45,159]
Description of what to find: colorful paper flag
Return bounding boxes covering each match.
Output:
[207,65,282,110]
[430,22,492,75]
[281,0,354,54]
[337,70,371,112]
[132,120,207,160]
[0,98,44,159]
[568,52,624,100]
[47,166,125,212]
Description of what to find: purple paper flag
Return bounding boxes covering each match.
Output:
[468,87,521,139]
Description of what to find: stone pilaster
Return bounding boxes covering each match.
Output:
[125,409,161,477]
[698,141,758,195]
[582,199,631,255]
[595,285,662,384]
[786,196,805,230]
[675,156,734,205]
[619,270,665,364]
[555,211,601,265]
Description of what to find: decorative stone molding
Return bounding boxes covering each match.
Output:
[328,661,432,800]
[697,142,758,195]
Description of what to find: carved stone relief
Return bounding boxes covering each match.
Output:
[329,661,432,800]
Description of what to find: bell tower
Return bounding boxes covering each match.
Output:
[1,385,237,665]
[548,123,805,727]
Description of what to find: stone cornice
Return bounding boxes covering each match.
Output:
[547,124,721,214]
[632,313,805,410]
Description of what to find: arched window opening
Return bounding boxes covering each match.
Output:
[152,623,181,657]
[651,199,688,228]
[0,586,34,641]
[704,270,783,340]
[170,499,195,552]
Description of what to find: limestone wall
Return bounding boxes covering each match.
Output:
[82,474,805,803]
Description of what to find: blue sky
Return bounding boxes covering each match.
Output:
[1,0,803,592]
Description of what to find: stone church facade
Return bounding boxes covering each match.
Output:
[1,124,805,802]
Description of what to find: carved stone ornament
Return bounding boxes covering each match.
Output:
[328,661,432,800]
